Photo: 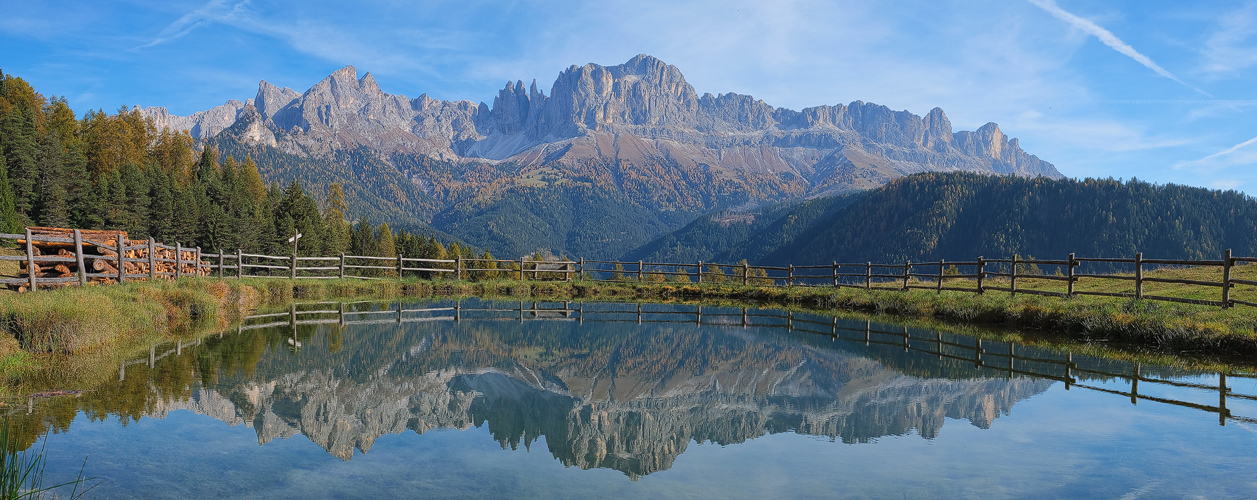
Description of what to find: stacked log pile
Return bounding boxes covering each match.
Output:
[13,227,211,291]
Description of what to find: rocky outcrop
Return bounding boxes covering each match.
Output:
[141,54,1061,194]
[143,100,248,139]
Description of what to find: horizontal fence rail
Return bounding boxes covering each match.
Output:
[107,301,1257,427]
[4,228,1254,310]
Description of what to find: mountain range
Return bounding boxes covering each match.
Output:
[143,55,1062,259]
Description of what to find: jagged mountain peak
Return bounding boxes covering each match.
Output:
[329,64,359,81]
[162,55,1064,258]
[143,55,1060,233]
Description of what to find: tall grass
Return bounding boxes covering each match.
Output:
[0,418,95,499]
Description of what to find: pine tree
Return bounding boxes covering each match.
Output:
[147,166,174,242]
[0,149,18,232]
[1,107,38,223]
[120,163,150,238]
[34,131,68,227]
[479,250,499,280]
[62,141,91,230]
[324,183,350,254]
[350,217,376,257]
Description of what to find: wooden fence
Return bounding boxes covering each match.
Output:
[3,229,1254,310]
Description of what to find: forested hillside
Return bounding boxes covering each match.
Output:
[623,194,859,263]
[0,70,482,265]
[630,172,1257,266]
[8,65,1253,271]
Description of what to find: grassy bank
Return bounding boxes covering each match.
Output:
[1,267,1255,393]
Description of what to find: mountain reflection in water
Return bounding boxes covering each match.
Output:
[46,300,1067,479]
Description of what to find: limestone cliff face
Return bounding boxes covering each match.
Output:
[141,54,1061,196]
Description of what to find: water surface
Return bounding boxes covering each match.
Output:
[12,299,1257,498]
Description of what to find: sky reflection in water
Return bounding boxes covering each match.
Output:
[18,299,1257,499]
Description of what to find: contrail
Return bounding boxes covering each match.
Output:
[1200,135,1257,161]
[1027,0,1212,97]
[1174,134,1257,169]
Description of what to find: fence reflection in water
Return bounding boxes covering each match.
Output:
[117,301,1257,428]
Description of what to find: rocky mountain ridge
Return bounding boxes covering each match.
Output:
[142,55,1062,258]
[144,55,1060,190]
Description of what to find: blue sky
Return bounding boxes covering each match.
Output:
[3,0,1257,192]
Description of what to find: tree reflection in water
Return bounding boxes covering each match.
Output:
[11,299,1232,479]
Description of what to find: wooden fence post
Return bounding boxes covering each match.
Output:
[339,253,345,279]
[1135,252,1143,300]
[937,259,944,293]
[24,228,36,292]
[976,256,985,294]
[147,239,157,280]
[217,248,223,278]
[832,261,838,287]
[116,234,126,283]
[290,250,296,280]
[175,243,183,279]
[196,247,202,277]
[397,254,404,279]
[637,260,644,282]
[902,260,910,291]
[456,256,462,280]
[519,258,525,281]
[1067,253,1075,296]
[1221,250,1231,309]
[74,230,86,287]
[578,257,584,281]
[788,265,795,287]
[237,249,243,279]
[697,261,704,284]
[865,262,872,289]
[743,262,749,286]
[1010,254,1018,296]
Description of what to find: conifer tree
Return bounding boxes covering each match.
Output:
[35,131,68,227]
[1,107,38,222]
[323,183,350,254]
[479,250,499,280]
[147,167,174,242]
[62,141,91,230]
[0,149,18,233]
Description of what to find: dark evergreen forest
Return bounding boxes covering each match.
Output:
[0,70,493,265]
[629,172,1257,267]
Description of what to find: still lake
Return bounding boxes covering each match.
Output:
[13,299,1257,499]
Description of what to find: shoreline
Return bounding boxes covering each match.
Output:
[1,277,1255,395]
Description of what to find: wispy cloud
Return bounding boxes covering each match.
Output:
[137,0,251,49]
[1201,3,1257,78]
[1027,0,1212,97]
